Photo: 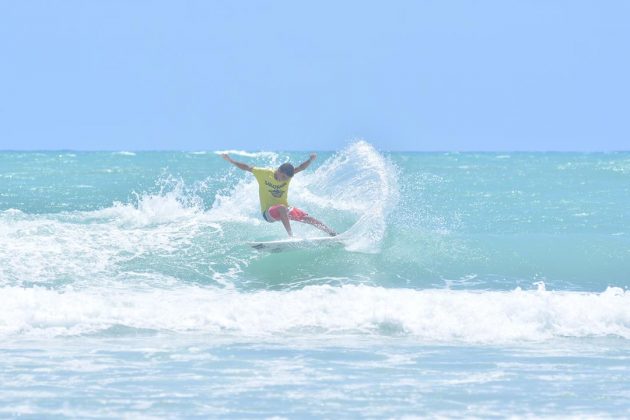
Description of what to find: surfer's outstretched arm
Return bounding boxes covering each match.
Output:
[221,154,253,172]
[294,153,317,174]
[300,215,337,237]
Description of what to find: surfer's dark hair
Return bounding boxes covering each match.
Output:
[278,163,295,177]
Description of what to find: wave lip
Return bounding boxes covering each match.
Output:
[1,285,628,343]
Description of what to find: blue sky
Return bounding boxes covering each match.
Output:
[0,1,628,151]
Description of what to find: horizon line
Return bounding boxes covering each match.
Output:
[1,148,629,153]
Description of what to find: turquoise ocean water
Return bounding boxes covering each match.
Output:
[1,141,628,417]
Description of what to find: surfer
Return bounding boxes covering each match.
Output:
[221,153,337,237]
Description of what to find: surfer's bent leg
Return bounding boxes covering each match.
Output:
[284,207,336,237]
[268,205,335,237]
[300,215,337,237]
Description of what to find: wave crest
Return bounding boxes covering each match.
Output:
[1,285,627,343]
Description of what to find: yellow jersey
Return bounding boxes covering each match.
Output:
[252,167,292,213]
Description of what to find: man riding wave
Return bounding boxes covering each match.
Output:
[221,153,337,237]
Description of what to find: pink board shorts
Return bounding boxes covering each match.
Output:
[263,205,308,222]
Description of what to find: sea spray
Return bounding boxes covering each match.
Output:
[292,140,400,252]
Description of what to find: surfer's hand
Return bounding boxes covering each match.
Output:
[221,154,231,162]
[309,153,317,161]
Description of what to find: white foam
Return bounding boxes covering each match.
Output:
[207,177,263,224]
[1,284,628,343]
[1,208,25,217]
[89,191,204,227]
[0,182,224,287]
[0,214,216,287]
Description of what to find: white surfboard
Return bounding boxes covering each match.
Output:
[249,236,343,253]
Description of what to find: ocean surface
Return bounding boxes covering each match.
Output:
[1,141,628,418]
